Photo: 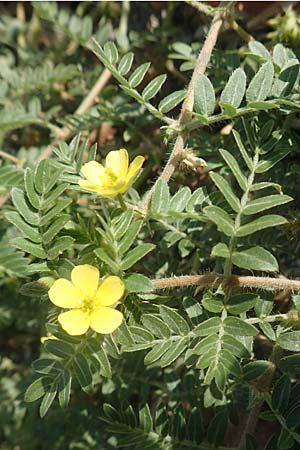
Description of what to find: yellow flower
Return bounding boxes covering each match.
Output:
[48,264,125,336]
[78,148,144,197]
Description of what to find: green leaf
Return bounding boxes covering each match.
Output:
[209,172,241,212]
[250,182,282,193]
[12,237,46,259]
[45,340,74,359]
[223,317,258,336]
[272,62,299,97]
[202,292,223,313]
[232,246,278,272]
[158,90,186,113]
[243,361,270,381]
[58,370,72,408]
[219,102,237,117]
[232,130,253,171]
[207,411,228,447]
[159,337,188,367]
[193,317,222,336]
[244,194,292,216]
[139,404,153,433]
[248,101,277,110]
[151,179,170,214]
[115,322,134,346]
[249,41,270,60]
[118,220,142,254]
[227,293,259,315]
[24,377,52,402]
[255,148,290,173]
[170,187,191,212]
[41,183,69,210]
[120,243,155,270]
[5,211,41,243]
[94,248,120,272]
[114,209,133,239]
[103,42,118,64]
[144,341,173,365]
[246,62,274,103]
[34,160,50,194]
[236,215,287,237]
[128,62,151,88]
[24,167,40,209]
[271,374,291,413]
[203,205,235,237]
[193,334,219,355]
[186,187,207,212]
[278,331,300,352]
[129,326,154,343]
[211,242,230,259]
[194,74,215,116]
[286,405,300,430]
[159,305,190,335]
[222,334,250,358]
[142,74,167,101]
[47,236,74,260]
[142,314,171,339]
[219,149,248,191]
[42,214,70,245]
[12,187,39,226]
[273,43,288,69]
[72,354,93,389]
[40,198,72,226]
[279,354,300,375]
[40,383,57,418]
[117,52,134,76]
[125,274,153,293]
[220,68,246,108]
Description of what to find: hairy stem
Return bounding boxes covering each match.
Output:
[151,274,300,292]
[142,9,224,210]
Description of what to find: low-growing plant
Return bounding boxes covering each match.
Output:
[1,2,300,450]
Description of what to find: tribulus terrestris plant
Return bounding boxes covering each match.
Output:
[1,2,300,450]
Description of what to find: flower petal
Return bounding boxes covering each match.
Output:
[96,276,125,306]
[95,182,127,197]
[106,149,128,178]
[71,265,99,297]
[90,307,123,334]
[48,279,82,308]
[126,155,144,185]
[58,309,90,335]
[81,161,106,185]
[78,180,102,193]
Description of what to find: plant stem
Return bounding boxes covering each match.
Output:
[141,9,225,211]
[151,274,300,292]
[117,194,127,211]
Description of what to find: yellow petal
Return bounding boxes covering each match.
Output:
[96,276,125,306]
[71,264,99,297]
[48,279,82,308]
[78,180,102,193]
[126,155,144,185]
[90,307,123,334]
[58,309,90,335]
[95,182,127,197]
[81,161,106,185]
[105,149,129,178]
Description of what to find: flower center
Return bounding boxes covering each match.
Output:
[105,168,118,183]
[79,296,95,314]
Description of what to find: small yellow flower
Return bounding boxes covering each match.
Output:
[78,148,144,197]
[48,265,125,336]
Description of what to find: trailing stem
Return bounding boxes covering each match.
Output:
[142,9,225,211]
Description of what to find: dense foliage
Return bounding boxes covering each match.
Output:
[1,2,300,450]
